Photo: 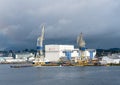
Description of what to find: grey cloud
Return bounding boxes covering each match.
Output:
[0,0,120,50]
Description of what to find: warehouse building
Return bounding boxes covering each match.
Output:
[45,44,96,62]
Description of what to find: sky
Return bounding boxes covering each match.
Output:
[0,0,120,50]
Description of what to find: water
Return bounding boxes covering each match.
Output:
[0,65,120,85]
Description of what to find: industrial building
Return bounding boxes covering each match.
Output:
[0,57,13,63]
[45,45,76,62]
[100,54,120,64]
[23,25,98,66]
[0,52,35,63]
[15,52,34,61]
[45,44,96,62]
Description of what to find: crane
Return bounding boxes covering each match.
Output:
[37,25,45,56]
[33,25,45,65]
[77,33,88,65]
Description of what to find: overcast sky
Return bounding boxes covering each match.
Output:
[0,0,120,50]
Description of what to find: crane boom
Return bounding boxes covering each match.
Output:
[41,25,45,40]
[37,25,45,56]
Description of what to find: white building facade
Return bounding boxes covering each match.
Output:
[101,55,120,64]
[15,52,34,61]
[45,45,96,62]
[45,45,75,62]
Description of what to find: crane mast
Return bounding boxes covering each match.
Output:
[77,33,86,59]
[37,25,45,56]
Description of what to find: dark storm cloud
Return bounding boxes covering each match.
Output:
[0,0,120,50]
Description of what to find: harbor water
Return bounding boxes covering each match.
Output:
[0,65,120,85]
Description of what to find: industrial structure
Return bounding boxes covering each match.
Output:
[44,45,96,63]
[33,25,45,65]
[100,54,120,65]
[0,25,98,66]
[0,52,34,64]
[32,25,97,66]
[1,25,120,66]
[76,33,97,65]
[36,25,45,56]
[45,45,77,62]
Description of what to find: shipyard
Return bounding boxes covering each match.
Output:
[1,1,120,85]
[0,25,120,67]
